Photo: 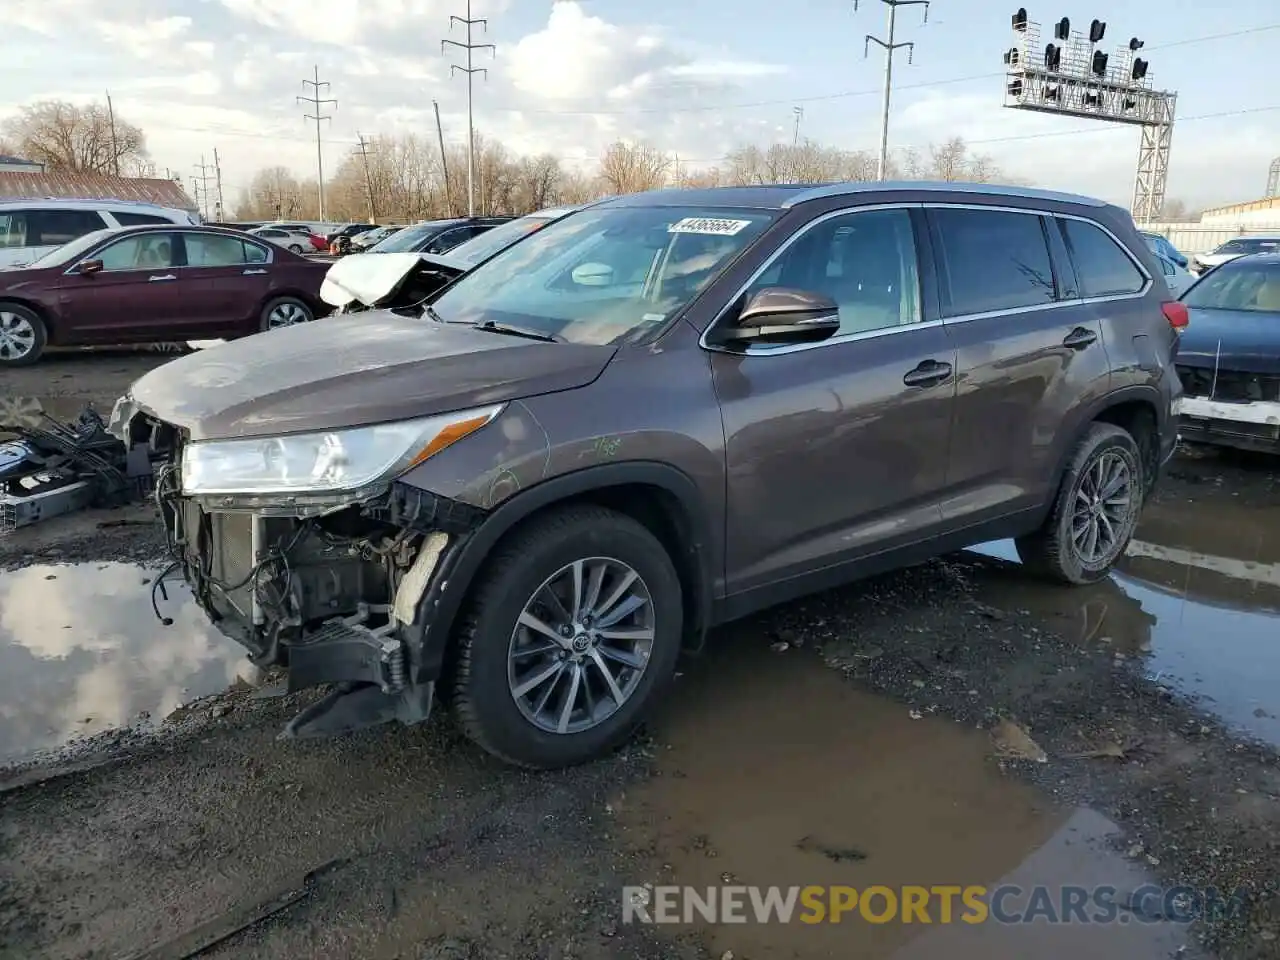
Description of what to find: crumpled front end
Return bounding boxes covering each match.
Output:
[111,402,492,740]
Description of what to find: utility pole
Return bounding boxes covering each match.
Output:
[189,177,203,221]
[442,0,495,217]
[297,66,337,220]
[858,0,929,181]
[357,132,378,222]
[212,148,225,222]
[792,106,804,146]
[194,155,215,221]
[433,100,454,216]
[105,91,120,176]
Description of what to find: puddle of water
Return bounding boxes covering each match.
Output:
[623,636,1185,959]
[968,492,1280,745]
[0,562,257,765]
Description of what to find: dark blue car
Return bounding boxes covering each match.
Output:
[1141,231,1188,269]
[1174,252,1280,453]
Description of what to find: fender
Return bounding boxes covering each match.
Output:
[1047,382,1168,506]
[403,460,718,683]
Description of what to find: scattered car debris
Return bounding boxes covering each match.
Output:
[1,401,154,535]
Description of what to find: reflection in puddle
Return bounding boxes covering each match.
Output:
[969,493,1280,745]
[625,636,1186,959]
[0,562,256,765]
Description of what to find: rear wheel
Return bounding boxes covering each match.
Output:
[1016,422,1144,584]
[450,505,683,769]
[0,304,47,367]
[288,242,304,254]
[259,296,314,332]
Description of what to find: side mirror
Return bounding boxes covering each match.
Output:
[709,287,841,347]
[78,259,103,276]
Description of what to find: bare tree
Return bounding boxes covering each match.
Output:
[895,137,1013,184]
[2,100,148,175]
[1158,198,1198,221]
[598,141,671,194]
[725,141,877,186]
[513,154,563,211]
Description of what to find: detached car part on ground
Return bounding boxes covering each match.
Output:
[1174,252,1280,454]
[110,182,1183,769]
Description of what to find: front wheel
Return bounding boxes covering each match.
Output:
[1016,422,1144,584]
[260,296,314,332]
[450,505,684,769]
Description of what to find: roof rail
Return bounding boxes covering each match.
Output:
[0,196,187,208]
[782,180,1106,209]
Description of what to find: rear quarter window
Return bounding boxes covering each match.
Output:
[930,207,1057,316]
[1060,219,1146,297]
[112,212,176,226]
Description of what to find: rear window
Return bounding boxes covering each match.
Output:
[1216,237,1280,256]
[112,212,175,226]
[1182,260,1280,312]
[1060,219,1146,297]
[930,207,1056,316]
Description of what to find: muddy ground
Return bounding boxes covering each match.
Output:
[2,354,1279,960]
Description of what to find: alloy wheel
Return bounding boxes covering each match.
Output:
[1070,451,1134,565]
[507,556,656,735]
[0,311,36,362]
[267,301,310,329]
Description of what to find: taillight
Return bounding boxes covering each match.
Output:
[1161,301,1189,331]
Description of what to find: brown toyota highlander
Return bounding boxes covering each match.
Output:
[110,181,1186,769]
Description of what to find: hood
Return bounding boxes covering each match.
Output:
[1176,307,1280,375]
[320,252,429,307]
[1195,252,1239,268]
[119,312,617,440]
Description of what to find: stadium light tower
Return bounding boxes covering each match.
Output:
[1003,8,1177,222]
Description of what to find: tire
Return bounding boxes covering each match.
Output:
[288,243,304,254]
[0,303,48,367]
[259,296,314,332]
[450,505,684,769]
[1016,422,1145,585]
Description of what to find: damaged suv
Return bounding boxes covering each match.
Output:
[110,182,1183,769]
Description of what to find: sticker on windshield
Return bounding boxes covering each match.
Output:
[667,217,752,236]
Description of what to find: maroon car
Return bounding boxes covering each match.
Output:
[0,224,330,366]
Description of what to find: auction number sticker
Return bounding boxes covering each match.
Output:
[667,217,753,236]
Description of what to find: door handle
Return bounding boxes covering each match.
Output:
[903,359,953,388]
[1063,326,1098,349]
[148,274,176,282]
[243,268,267,275]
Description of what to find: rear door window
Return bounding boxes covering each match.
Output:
[1059,218,1146,297]
[0,210,32,248]
[112,212,175,226]
[929,207,1057,316]
[30,209,109,245]
[184,232,265,266]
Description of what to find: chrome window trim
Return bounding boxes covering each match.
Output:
[62,228,274,276]
[700,200,1152,358]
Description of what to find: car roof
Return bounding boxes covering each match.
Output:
[1225,233,1280,241]
[592,181,1107,211]
[98,223,267,239]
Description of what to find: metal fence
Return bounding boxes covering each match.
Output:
[1136,221,1280,255]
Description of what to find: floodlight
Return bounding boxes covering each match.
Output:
[1054,17,1070,40]
[1012,8,1028,31]
[1089,19,1106,43]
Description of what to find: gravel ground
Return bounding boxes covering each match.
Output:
[2,353,1279,959]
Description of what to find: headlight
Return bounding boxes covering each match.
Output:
[180,404,503,495]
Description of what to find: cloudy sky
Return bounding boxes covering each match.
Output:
[3,0,1278,212]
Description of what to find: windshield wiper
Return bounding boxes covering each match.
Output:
[423,304,445,323]
[472,319,564,343]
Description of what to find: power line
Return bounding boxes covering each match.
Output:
[858,0,930,181]
[297,65,337,220]
[356,131,377,221]
[442,0,496,216]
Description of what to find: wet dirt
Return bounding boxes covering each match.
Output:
[0,426,1278,958]
[0,562,257,766]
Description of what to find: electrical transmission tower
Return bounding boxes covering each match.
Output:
[298,66,337,221]
[858,0,930,181]
[1267,157,1280,198]
[193,155,215,221]
[443,0,495,217]
[213,148,225,221]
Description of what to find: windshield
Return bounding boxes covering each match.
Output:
[25,228,118,267]
[447,215,554,266]
[371,222,452,253]
[1214,237,1280,256]
[1183,260,1280,312]
[429,205,776,345]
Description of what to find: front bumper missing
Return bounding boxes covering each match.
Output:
[1175,397,1280,454]
[160,476,483,739]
